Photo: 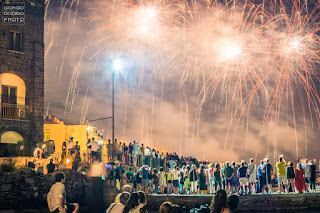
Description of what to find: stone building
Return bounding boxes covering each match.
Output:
[0,0,44,156]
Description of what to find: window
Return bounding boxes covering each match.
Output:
[2,85,17,104]
[45,132,50,139]
[9,31,23,52]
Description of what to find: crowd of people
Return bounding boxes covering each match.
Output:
[45,137,319,213]
[48,137,319,196]
[104,147,318,195]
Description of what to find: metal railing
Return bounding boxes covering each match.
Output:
[0,102,31,120]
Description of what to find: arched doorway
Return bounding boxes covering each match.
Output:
[0,131,24,156]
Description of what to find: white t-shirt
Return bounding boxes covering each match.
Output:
[144,148,150,156]
[67,141,74,150]
[105,202,125,213]
[91,141,99,152]
[90,162,105,177]
[47,182,66,212]
[171,169,180,180]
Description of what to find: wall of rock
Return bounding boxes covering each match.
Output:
[0,168,87,210]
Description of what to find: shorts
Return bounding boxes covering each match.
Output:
[248,175,256,183]
[168,180,172,184]
[239,177,247,185]
[226,178,233,186]
[173,180,179,187]
[143,179,149,186]
[277,175,288,185]
[52,203,77,213]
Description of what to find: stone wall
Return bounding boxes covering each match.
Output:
[0,168,87,210]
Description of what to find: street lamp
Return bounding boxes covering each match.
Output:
[109,58,123,162]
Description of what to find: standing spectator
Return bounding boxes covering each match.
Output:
[304,160,311,192]
[286,161,295,192]
[160,152,165,168]
[208,164,215,194]
[123,143,129,165]
[183,166,191,194]
[276,156,288,193]
[167,168,172,194]
[159,167,167,194]
[257,160,265,193]
[232,161,239,194]
[47,172,79,213]
[129,143,133,165]
[151,149,156,168]
[115,162,124,191]
[190,165,198,194]
[138,144,144,167]
[144,147,151,166]
[142,165,149,193]
[135,170,142,191]
[148,169,153,194]
[263,158,273,193]
[153,169,159,193]
[238,162,248,195]
[107,140,113,163]
[247,158,256,194]
[67,137,75,156]
[86,139,92,164]
[126,167,134,188]
[214,163,222,192]
[133,141,140,166]
[90,138,99,161]
[107,165,114,187]
[88,156,108,213]
[156,151,161,169]
[295,163,305,193]
[75,141,80,161]
[223,162,234,194]
[198,165,207,194]
[46,158,55,174]
[310,159,317,192]
[117,142,123,163]
[172,166,181,194]
[169,157,176,169]
[61,142,67,163]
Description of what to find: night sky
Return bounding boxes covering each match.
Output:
[44,0,320,163]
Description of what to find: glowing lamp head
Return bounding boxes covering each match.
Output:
[110,58,123,71]
[66,158,70,164]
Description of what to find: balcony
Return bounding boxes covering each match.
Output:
[0,96,30,120]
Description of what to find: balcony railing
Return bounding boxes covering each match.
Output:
[0,96,30,120]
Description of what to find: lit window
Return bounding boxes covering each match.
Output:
[9,31,23,52]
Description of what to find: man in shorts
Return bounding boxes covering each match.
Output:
[276,155,287,193]
[238,162,248,195]
[247,158,256,194]
[223,161,234,194]
[47,173,79,213]
[171,166,181,194]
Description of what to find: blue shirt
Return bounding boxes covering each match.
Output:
[141,168,148,180]
[133,143,140,154]
[129,145,133,154]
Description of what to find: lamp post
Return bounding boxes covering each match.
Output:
[110,58,122,162]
